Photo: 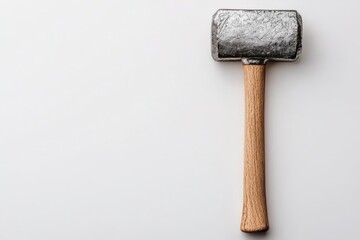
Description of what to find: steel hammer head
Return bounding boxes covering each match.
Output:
[212,9,302,64]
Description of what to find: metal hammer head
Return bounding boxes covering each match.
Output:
[212,9,302,64]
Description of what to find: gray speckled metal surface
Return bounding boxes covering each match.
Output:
[211,9,302,64]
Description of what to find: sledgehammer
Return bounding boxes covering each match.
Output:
[211,9,302,232]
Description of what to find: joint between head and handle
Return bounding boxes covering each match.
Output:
[242,59,268,65]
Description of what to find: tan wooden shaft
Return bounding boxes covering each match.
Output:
[240,64,269,233]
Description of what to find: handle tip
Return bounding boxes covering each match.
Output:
[240,223,269,233]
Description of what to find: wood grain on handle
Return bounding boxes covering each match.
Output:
[241,64,269,233]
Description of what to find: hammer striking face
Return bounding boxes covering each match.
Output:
[212,9,302,64]
[211,9,302,233]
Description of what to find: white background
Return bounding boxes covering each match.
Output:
[0,0,359,239]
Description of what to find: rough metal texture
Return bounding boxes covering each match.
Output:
[212,9,302,64]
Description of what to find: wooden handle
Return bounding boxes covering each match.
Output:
[240,64,269,233]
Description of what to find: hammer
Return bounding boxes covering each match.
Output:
[211,9,302,232]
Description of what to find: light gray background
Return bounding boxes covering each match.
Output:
[0,0,359,239]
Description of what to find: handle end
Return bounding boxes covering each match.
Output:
[241,220,269,233]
